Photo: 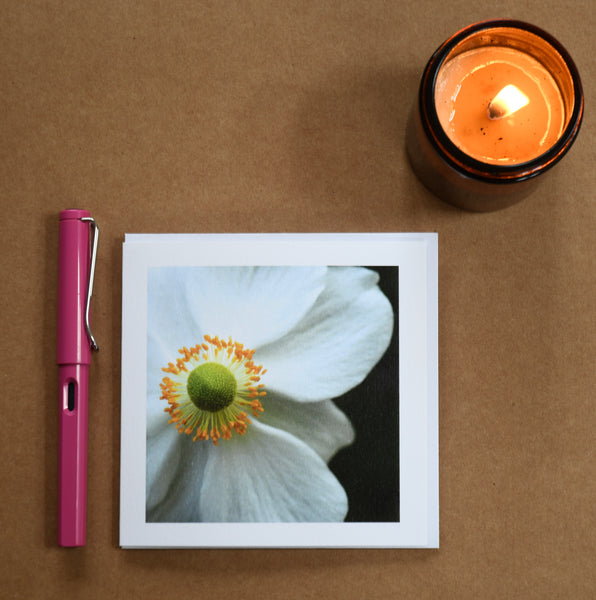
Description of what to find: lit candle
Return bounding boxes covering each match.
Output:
[406,20,583,211]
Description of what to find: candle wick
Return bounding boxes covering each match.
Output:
[487,84,530,120]
[487,100,508,120]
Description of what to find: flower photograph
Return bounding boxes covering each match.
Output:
[146,265,398,524]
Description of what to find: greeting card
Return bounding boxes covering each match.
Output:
[120,233,438,548]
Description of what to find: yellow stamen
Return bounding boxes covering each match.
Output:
[159,334,267,445]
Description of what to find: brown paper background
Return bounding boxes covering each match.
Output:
[1,1,594,598]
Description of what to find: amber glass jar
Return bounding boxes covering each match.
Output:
[406,20,583,211]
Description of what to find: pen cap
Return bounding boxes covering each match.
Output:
[57,210,92,365]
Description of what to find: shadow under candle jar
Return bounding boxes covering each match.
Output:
[406,20,583,211]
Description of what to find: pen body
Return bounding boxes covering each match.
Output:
[57,209,91,547]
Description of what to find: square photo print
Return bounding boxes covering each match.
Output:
[120,234,438,548]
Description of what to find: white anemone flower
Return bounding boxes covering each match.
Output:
[146,266,394,522]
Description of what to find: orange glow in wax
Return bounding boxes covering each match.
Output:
[434,46,565,165]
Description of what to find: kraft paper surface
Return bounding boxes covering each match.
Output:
[1,1,594,598]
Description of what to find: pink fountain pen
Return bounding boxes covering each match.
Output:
[57,209,99,547]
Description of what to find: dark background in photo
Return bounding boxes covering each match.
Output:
[328,266,400,522]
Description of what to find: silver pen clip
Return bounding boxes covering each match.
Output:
[80,217,99,351]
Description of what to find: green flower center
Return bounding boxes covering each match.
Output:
[187,362,237,412]
[160,336,266,445]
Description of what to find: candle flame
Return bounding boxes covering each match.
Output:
[487,85,530,120]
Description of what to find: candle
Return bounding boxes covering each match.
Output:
[406,20,583,211]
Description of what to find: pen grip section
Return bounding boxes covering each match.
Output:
[58,364,88,547]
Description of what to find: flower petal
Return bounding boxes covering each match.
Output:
[260,395,354,463]
[184,266,327,348]
[146,433,210,522]
[148,267,202,356]
[146,423,184,515]
[259,267,394,401]
[198,421,348,522]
